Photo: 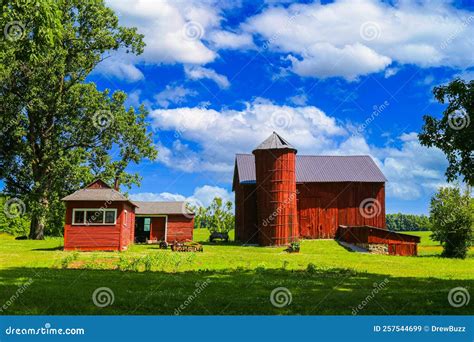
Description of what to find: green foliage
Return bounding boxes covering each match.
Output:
[306,263,317,274]
[194,197,234,234]
[0,0,156,239]
[116,252,197,272]
[0,195,30,236]
[429,186,473,259]
[419,78,474,185]
[386,213,431,231]
[60,251,79,269]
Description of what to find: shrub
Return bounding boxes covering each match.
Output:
[429,186,473,259]
[306,263,318,274]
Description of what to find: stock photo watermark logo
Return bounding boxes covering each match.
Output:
[448,109,470,131]
[181,198,204,219]
[270,287,292,308]
[352,278,389,315]
[92,110,114,130]
[353,101,390,136]
[359,21,381,41]
[262,13,300,50]
[174,279,211,315]
[92,287,115,308]
[359,198,381,219]
[3,197,26,219]
[182,21,204,41]
[0,278,34,313]
[448,287,470,308]
[262,190,299,227]
[4,21,25,41]
[270,110,293,130]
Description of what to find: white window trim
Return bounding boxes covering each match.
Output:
[124,210,128,227]
[72,208,118,226]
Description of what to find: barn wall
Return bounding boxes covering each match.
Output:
[234,183,258,244]
[297,182,386,239]
[166,215,194,242]
[64,201,125,251]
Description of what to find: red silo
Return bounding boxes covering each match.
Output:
[253,132,299,246]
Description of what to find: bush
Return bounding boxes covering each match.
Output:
[306,263,318,274]
[429,186,473,259]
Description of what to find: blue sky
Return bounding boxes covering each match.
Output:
[86,0,473,214]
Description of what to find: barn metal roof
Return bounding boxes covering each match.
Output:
[134,201,194,216]
[252,132,297,152]
[235,154,387,183]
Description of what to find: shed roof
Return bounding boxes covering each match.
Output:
[61,179,137,206]
[134,201,194,216]
[252,132,297,153]
[235,154,387,183]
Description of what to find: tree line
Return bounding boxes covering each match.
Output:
[386,213,430,231]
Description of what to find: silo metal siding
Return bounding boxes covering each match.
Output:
[254,149,298,246]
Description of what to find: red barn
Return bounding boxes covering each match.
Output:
[62,180,194,251]
[233,132,419,256]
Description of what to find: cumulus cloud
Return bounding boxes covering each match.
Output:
[131,184,232,207]
[208,30,255,49]
[95,58,144,82]
[154,85,198,108]
[184,65,230,88]
[245,0,474,80]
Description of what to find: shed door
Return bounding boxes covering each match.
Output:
[150,217,166,241]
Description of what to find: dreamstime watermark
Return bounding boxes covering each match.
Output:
[359,198,382,219]
[181,197,204,219]
[440,15,474,50]
[270,287,292,308]
[448,109,470,131]
[262,13,300,49]
[92,287,114,308]
[448,287,470,308]
[92,110,114,130]
[352,278,389,315]
[353,101,390,136]
[4,21,25,41]
[262,189,299,227]
[270,110,293,130]
[359,21,381,41]
[182,21,204,41]
[3,197,26,219]
[0,278,34,313]
[5,323,85,336]
[174,279,211,315]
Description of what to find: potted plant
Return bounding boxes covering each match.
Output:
[286,241,300,253]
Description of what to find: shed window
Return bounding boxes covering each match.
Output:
[72,209,117,225]
[144,218,151,232]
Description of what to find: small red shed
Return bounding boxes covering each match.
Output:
[62,179,194,251]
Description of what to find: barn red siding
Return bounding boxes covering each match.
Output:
[150,217,166,241]
[234,183,258,244]
[64,201,132,251]
[297,182,386,239]
[166,215,194,242]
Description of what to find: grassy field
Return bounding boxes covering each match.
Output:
[0,230,472,315]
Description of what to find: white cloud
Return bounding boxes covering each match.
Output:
[154,85,197,108]
[107,0,220,65]
[131,184,232,207]
[95,58,144,82]
[208,30,255,49]
[245,0,474,80]
[184,65,230,88]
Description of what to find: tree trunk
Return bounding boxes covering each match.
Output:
[28,196,48,240]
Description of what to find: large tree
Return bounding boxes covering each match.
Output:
[419,78,473,185]
[0,0,157,239]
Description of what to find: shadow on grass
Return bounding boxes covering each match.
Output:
[0,266,472,316]
[32,246,64,251]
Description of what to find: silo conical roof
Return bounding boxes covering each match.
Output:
[252,132,297,153]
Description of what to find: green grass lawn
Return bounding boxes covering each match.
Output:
[0,230,472,315]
